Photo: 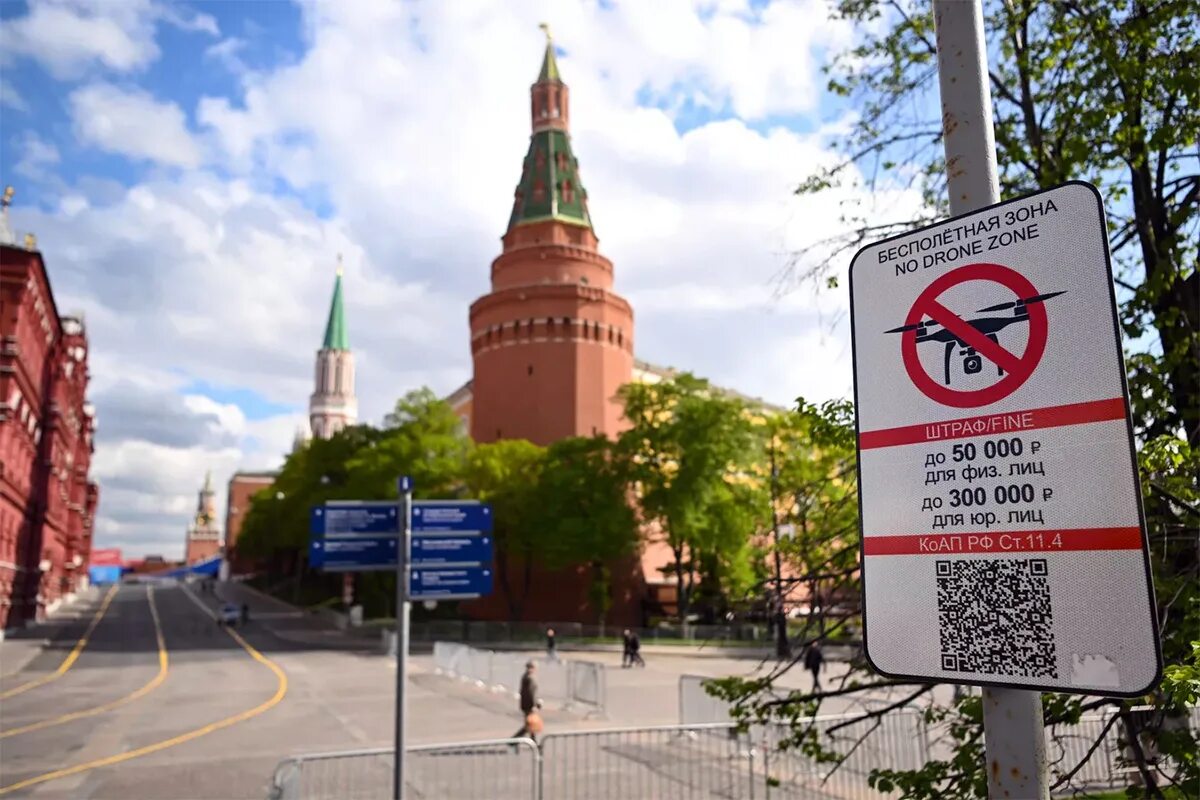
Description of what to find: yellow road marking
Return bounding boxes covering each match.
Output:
[0,586,288,797]
[0,584,119,700]
[0,586,169,739]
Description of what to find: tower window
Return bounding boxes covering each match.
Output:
[527,365,534,376]
[562,180,574,203]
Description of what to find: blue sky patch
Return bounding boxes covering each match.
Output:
[183,379,299,421]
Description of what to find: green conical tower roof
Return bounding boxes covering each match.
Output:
[508,28,592,233]
[538,36,560,82]
[322,266,349,351]
[507,130,592,232]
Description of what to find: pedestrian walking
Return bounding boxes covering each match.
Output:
[804,642,825,691]
[240,603,250,626]
[546,627,557,660]
[511,661,544,745]
[621,629,633,668]
[629,631,645,667]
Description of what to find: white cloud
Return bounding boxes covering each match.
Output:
[204,37,248,75]
[0,0,218,80]
[15,0,894,556]
[14,132,60,181]
[69,83,202,168]
[0,79,28,111]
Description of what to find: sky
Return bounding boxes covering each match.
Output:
[0,0,919,559]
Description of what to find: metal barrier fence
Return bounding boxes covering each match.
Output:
[411,619,777,644]
[268,738,540,800]
[1047,705,1200,791]
[269,720,914,800]
[267,708,1200,799]
[683,673,1200,796]
[539,723,758,799]
[758,711,928,799]
[433,641,606,716]
[680,672,736,725]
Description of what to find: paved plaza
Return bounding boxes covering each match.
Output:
[0,581,941,798]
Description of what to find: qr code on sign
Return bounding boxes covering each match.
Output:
[936,559,1057,678]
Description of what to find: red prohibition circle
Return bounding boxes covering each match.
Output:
[901,263,1048,408]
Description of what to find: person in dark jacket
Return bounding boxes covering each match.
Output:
[629,631,645,667]
[512,661,543,743]
[804,642,825,691]
[621,629,633,668]
[546,628,557,660]
[240,603,250,625]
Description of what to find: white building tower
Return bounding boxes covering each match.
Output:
[309,262,357,439]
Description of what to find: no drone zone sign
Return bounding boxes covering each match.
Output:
[848,182,1161,696]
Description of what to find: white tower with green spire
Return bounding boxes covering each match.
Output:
[309,260,357,439]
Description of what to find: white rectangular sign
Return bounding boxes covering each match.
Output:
[849,182,1161,695]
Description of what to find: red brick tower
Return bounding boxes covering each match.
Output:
[469,32,634,445]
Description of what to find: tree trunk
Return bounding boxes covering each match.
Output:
[672,541,689,634]
[496,544,519,619]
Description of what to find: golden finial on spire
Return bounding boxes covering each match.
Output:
[23,233,36,250]
[1,186,13,209]
[539,22,552,43]
[336,253,343,277]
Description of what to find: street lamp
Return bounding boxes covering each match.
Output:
[769,432,791,660]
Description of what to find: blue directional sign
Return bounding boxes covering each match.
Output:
[309,535,398,571]
[310,501,400,536]
[409,566,493,599]
[411,534,493,567]
[411,501,493,533]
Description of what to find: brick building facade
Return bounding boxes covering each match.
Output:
[0,214,99,631]
[224,470,277,569]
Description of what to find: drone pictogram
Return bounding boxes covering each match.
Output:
[885,290,1064,386]
[888,262,1061,408]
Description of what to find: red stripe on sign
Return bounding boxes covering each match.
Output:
[863,526,1143,556]
[859,397,1127,450]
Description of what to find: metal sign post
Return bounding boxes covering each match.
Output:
[308,480,493,800]
[930,5,1047,796]
[393,475,412,800]
[847,2,1160,797]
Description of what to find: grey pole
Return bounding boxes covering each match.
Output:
[931,2,1048,798]
[393,477,413,800]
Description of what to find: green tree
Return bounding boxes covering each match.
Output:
[345,388,469,500]
[462,438,546,618]
[535,435,641,625]
[237,424,383,561]
[746,1,1197,795]
[763,401,860,643]
[618,374,764,627]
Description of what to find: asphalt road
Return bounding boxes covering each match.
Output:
[0,582,593,799]
[0,582,926,799]
[0,584,290,799]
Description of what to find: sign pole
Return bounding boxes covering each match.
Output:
[393,476,412,800]
[932,2,1047,797]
